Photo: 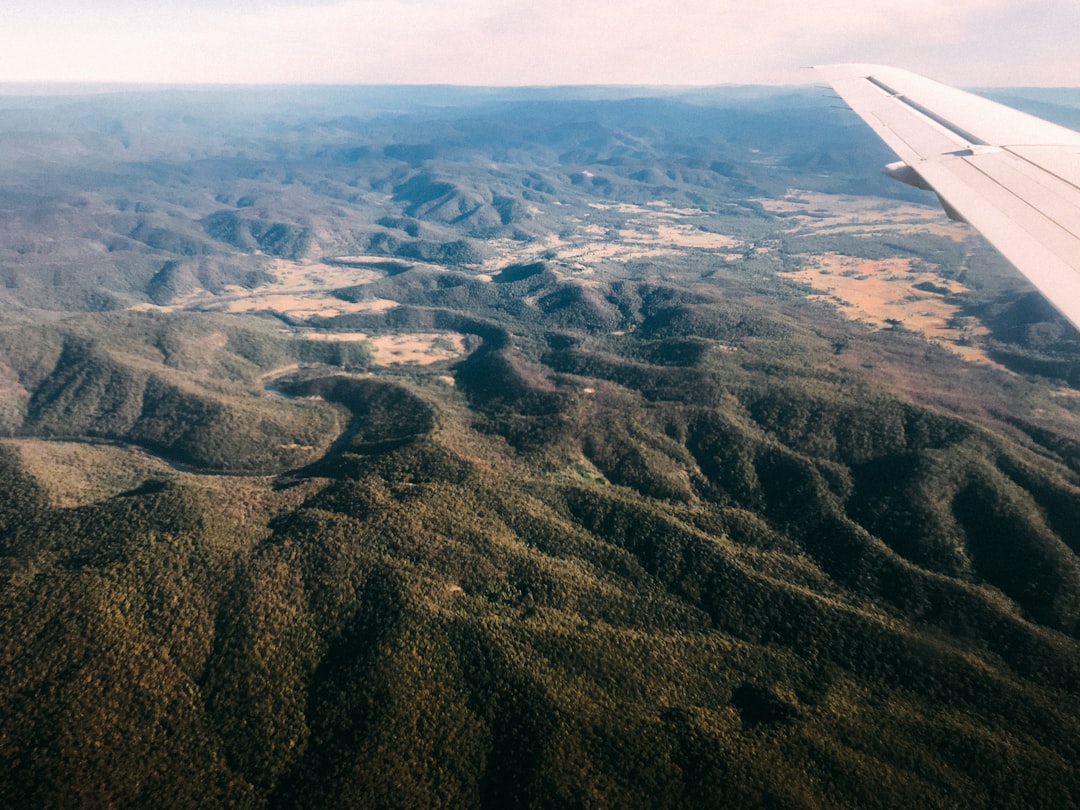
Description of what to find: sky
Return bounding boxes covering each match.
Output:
[2,0,1078,87]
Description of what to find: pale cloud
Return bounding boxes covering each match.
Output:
[0,0,1075,86]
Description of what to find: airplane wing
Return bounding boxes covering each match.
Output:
[816,63,1080,330]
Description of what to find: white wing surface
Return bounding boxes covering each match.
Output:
[817,64,1080,330]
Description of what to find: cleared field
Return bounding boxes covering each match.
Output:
[298,330,468,366]
[209,294,398,318]
[481,200,746,271]
[758,190,967,239]
[127,258,392,319]
[782,253,993,363]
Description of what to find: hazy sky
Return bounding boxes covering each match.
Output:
[2,0,1078,87]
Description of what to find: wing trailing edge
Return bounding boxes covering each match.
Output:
[817,64,1080,330]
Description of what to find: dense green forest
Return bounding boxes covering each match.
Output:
[1,84,1079,807]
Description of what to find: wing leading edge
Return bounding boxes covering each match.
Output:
[817,64,1080,330]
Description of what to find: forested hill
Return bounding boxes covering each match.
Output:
[1,84,1079,808]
